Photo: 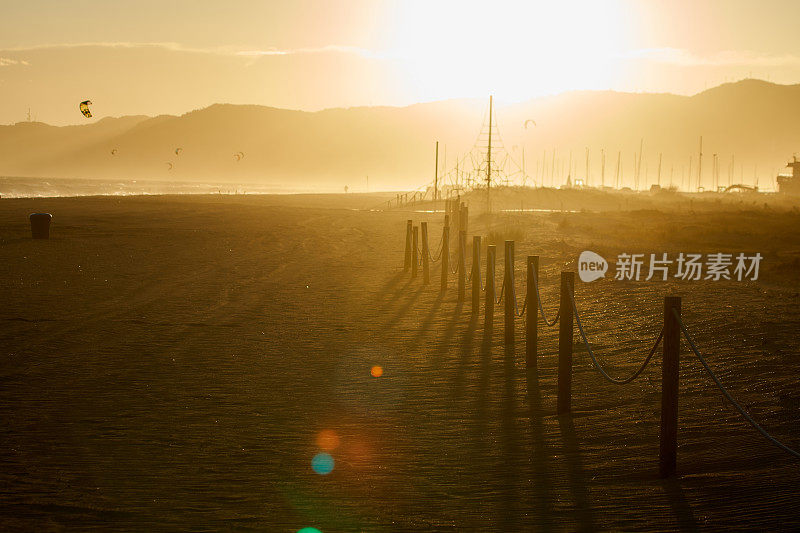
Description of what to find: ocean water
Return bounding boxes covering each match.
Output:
[0,177,326,198]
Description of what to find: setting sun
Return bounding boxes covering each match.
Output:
[387,0,631,102]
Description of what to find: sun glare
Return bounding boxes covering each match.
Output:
[387,0,631,102]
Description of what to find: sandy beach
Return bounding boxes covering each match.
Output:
[0,192,798,531]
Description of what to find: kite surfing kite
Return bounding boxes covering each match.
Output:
[524,119,536,129]
[166,162,173,171]
[79,100,92,118]
[233,151,244,161]
[175,147,183,156]
[111,148,118,155]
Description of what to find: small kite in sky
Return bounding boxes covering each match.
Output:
[79,100,92,118]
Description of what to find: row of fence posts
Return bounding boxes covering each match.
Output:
[403,216,682,478]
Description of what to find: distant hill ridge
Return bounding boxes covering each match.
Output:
[1,79,798,191]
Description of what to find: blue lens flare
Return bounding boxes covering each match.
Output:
[311,452,334,475]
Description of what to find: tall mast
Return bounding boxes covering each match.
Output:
[697,136,703,191]
[601,149,605,188]
[657,152,662,187]
[615,151,621,189]
[541,149,546,184]
[585,147,589,186]
[635,138,643,190]
[434,141,439,200]
[486,95,493,214]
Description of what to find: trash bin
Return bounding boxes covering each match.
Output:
[29,213,52,239]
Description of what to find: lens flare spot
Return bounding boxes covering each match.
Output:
[315,429,340,451]
[370,365,383,378]
[311,452,334,475]
[297,528,322,533]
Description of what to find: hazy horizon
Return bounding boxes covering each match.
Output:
[4,77,797,128]
[4,0,800,125]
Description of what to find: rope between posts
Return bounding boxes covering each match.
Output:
[495,276,504,304]
[674,309,800,460]
[467,264,485,291]
[570,291,663,385]
[509,268,524,317]
[429,232,444,262]
[531,268,559,327]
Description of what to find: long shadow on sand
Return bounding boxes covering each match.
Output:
[557,415,597,531]
[373,270,408,309]
[661,477,698,531]
[451,312,478,401]
[526,367,555,531]
[404,291,445,351]
[498,342,521,530]
[379,279,426,329]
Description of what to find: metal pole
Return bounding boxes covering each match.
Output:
[434,141,439,201]
[486,95,493,215]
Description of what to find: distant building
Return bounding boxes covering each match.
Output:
[777,156,800,194]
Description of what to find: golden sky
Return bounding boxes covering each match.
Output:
[2,0,800,125]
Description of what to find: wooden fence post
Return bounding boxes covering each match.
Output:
[404,220,412,271]
[660,296,681,478]
[458,231,466,301]
[461,205,469,235]
[485,245,496,329]
[421,222,430,284]
[557,271,574,415]
[471,236,481,313]
[412,226,419,279]
[440,218,450,291]
[526,256,539,373]
[504,241,515,344]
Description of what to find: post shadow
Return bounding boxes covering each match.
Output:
[498,342,521,530]
[405,291,445,351]
[557,415,596,531]
[373,270,408,309]
[380,280,426,329]
[451,312,479,401]
[660,477,698,531]
[474,319,494,447]
[526,367,555,531]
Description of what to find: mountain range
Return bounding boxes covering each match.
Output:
[1,79,799,191]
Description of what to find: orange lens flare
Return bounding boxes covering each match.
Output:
[316,429,340,451]
[370,365,383,378]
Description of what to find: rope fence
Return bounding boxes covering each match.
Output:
[676,311,800,460]
[401,208,800,477]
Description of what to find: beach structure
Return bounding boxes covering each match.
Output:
[777,155,800,194]
[29,213,52,239]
